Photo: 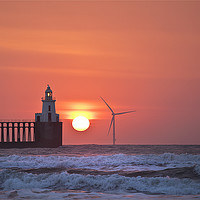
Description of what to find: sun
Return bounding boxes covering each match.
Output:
[72,116,90,132]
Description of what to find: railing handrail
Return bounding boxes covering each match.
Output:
[0,119,35,122]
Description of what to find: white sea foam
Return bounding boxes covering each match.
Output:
[2,189,199,200]
[194,165,200,175]
[0,153,200,171]
[0,170,200,195]
[0,153,200,196]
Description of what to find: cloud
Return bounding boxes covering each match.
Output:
[0,28,117,56]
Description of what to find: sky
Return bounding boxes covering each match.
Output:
[0,0,200,145]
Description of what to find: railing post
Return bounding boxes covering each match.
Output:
[1,123,4,142]
[12,122,15,142]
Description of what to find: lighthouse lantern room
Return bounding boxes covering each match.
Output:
[35,85,59,122]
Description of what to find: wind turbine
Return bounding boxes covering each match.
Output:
[100,97,136,145]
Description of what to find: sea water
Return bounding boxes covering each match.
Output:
[0,145,200,199]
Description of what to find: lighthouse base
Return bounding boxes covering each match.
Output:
[35,122,62,148]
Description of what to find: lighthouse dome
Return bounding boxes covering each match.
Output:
[45,84,53,100]
[45,84,52,93]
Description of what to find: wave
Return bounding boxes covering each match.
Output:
[0,169,200,195]
[1,153,200,196]
[8,166,200,180]
[1,153,200,172]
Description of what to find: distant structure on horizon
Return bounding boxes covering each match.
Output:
[0,85,62,148]
[100,97,135,145]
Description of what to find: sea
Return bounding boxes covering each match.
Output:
[0,145,200,199]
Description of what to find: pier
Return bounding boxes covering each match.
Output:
[0,121,62,148]
[0,121,35,143]
[0,121,36,148]
[0,85,62,148]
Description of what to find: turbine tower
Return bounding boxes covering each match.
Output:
[100,97,135,145]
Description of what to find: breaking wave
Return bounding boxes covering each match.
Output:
[1,153,200,196]
[1,153,200,171]
[0,169,200,195]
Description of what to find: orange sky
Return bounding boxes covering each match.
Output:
[0,1,200,144]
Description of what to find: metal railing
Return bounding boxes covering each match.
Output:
[0,119,35,122]
[0,122,35,143]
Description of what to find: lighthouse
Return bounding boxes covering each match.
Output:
[34,84,62,148]
[35,85,59,122]
[0,84,62,148]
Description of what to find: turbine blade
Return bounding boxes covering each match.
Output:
[107,117,114,136]
[100,96,114,113]
[115,110,136,115]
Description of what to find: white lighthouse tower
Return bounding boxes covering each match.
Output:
[35,85,59,122]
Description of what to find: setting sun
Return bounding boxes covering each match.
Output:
[72,116,90,132]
